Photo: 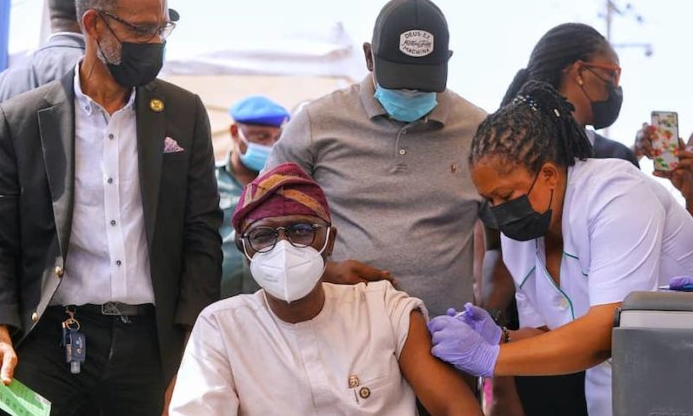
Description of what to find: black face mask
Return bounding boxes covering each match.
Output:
[489,173,553,241]
[101,41,165,88]
[587,83,623,130]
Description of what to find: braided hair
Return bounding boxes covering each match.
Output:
[471,81,593,174]
[501,23,611,106]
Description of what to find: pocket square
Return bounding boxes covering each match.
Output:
[163,136,184,153]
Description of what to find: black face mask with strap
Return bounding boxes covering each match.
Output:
[589,83,623,130]
[490,172,553,242]
[102,41,165,88]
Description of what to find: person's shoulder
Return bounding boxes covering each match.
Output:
[592,132,638,163]
[0,77,68,115]
[147,78,200,103]
[303,82,361,114]
[325,281,421,306]
[442,88,488,120]
[199,290,267,321]
[571,158,640,183]
[323,281,425,320]
[567,159,655,217]
[323,280,396,297]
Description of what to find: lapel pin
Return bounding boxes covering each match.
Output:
[150,99,164,112]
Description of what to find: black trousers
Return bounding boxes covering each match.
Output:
[7,305,165,416]
[506,299,589,416]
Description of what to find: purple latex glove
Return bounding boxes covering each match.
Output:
[428,315,499,378]
[669,275,693,290]
[447,303,502,345]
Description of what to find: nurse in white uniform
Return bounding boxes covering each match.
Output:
[428,81,693,416]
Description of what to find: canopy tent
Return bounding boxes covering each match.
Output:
[161,20,366,161]
[2,0,368,161]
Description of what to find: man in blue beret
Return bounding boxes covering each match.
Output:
[216,95,289,298]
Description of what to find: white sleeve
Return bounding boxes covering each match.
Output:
[586,176,662,306]
[380,282,427,358]
[169,310,239,416]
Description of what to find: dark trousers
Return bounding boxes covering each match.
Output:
[7,305,165,416]
[505,299,588,416]
[515,372,588,416]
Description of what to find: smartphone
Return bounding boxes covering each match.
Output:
[650,111,679,171]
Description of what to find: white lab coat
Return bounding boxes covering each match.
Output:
[502,158,693,416]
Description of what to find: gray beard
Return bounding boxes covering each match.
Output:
[96,38,122,66]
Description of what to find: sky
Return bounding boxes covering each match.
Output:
[6,0,693,199]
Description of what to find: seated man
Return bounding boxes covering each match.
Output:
[169,163,482,416]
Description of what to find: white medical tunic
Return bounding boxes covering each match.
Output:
[502,159,693,416]
[169,281,426,416]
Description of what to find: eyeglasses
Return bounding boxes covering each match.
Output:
[97,10,176,42]
[578,60,621,87]
[241,223,329,253]
[238,126,282,146]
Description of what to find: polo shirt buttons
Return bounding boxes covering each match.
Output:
[558,298,569,309]
[399,149,407,155]
[55,266,64,278]
[359,387,371,399]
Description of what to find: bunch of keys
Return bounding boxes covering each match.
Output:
[62,307,86,374]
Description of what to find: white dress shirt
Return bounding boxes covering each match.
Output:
[170,281,426,416]
[502,158,693,416]
[51,66,154,306]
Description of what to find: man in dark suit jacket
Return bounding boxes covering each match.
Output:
[0,1,221,415]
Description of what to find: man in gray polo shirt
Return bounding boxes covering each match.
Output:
[265,0,487,316]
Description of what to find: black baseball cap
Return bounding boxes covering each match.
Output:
[371,0,450,92]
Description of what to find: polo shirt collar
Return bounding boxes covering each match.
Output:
[359,73,451,126]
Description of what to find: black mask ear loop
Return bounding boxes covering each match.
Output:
[528,169,554,214]
[95,13,122,66]
[546,188,554,214]
[576,65,597,103]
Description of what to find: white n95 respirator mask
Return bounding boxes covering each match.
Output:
[248,233,329,303]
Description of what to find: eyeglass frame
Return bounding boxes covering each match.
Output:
[96,10,176,43]
[577,60,621,88]
[240,222,331,254]
[237,124,283,147]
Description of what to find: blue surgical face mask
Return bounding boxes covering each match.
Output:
[237,130,273,172]
[374,84,438,123]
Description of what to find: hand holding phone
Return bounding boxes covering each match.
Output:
[650,111,680,171]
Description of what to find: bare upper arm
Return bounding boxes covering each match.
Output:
[398,311,483,416]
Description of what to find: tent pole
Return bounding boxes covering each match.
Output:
[0,0,11,71]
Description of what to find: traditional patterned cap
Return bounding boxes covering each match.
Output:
[231,163,331,234]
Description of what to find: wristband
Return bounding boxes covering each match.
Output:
[501,326,510,344]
